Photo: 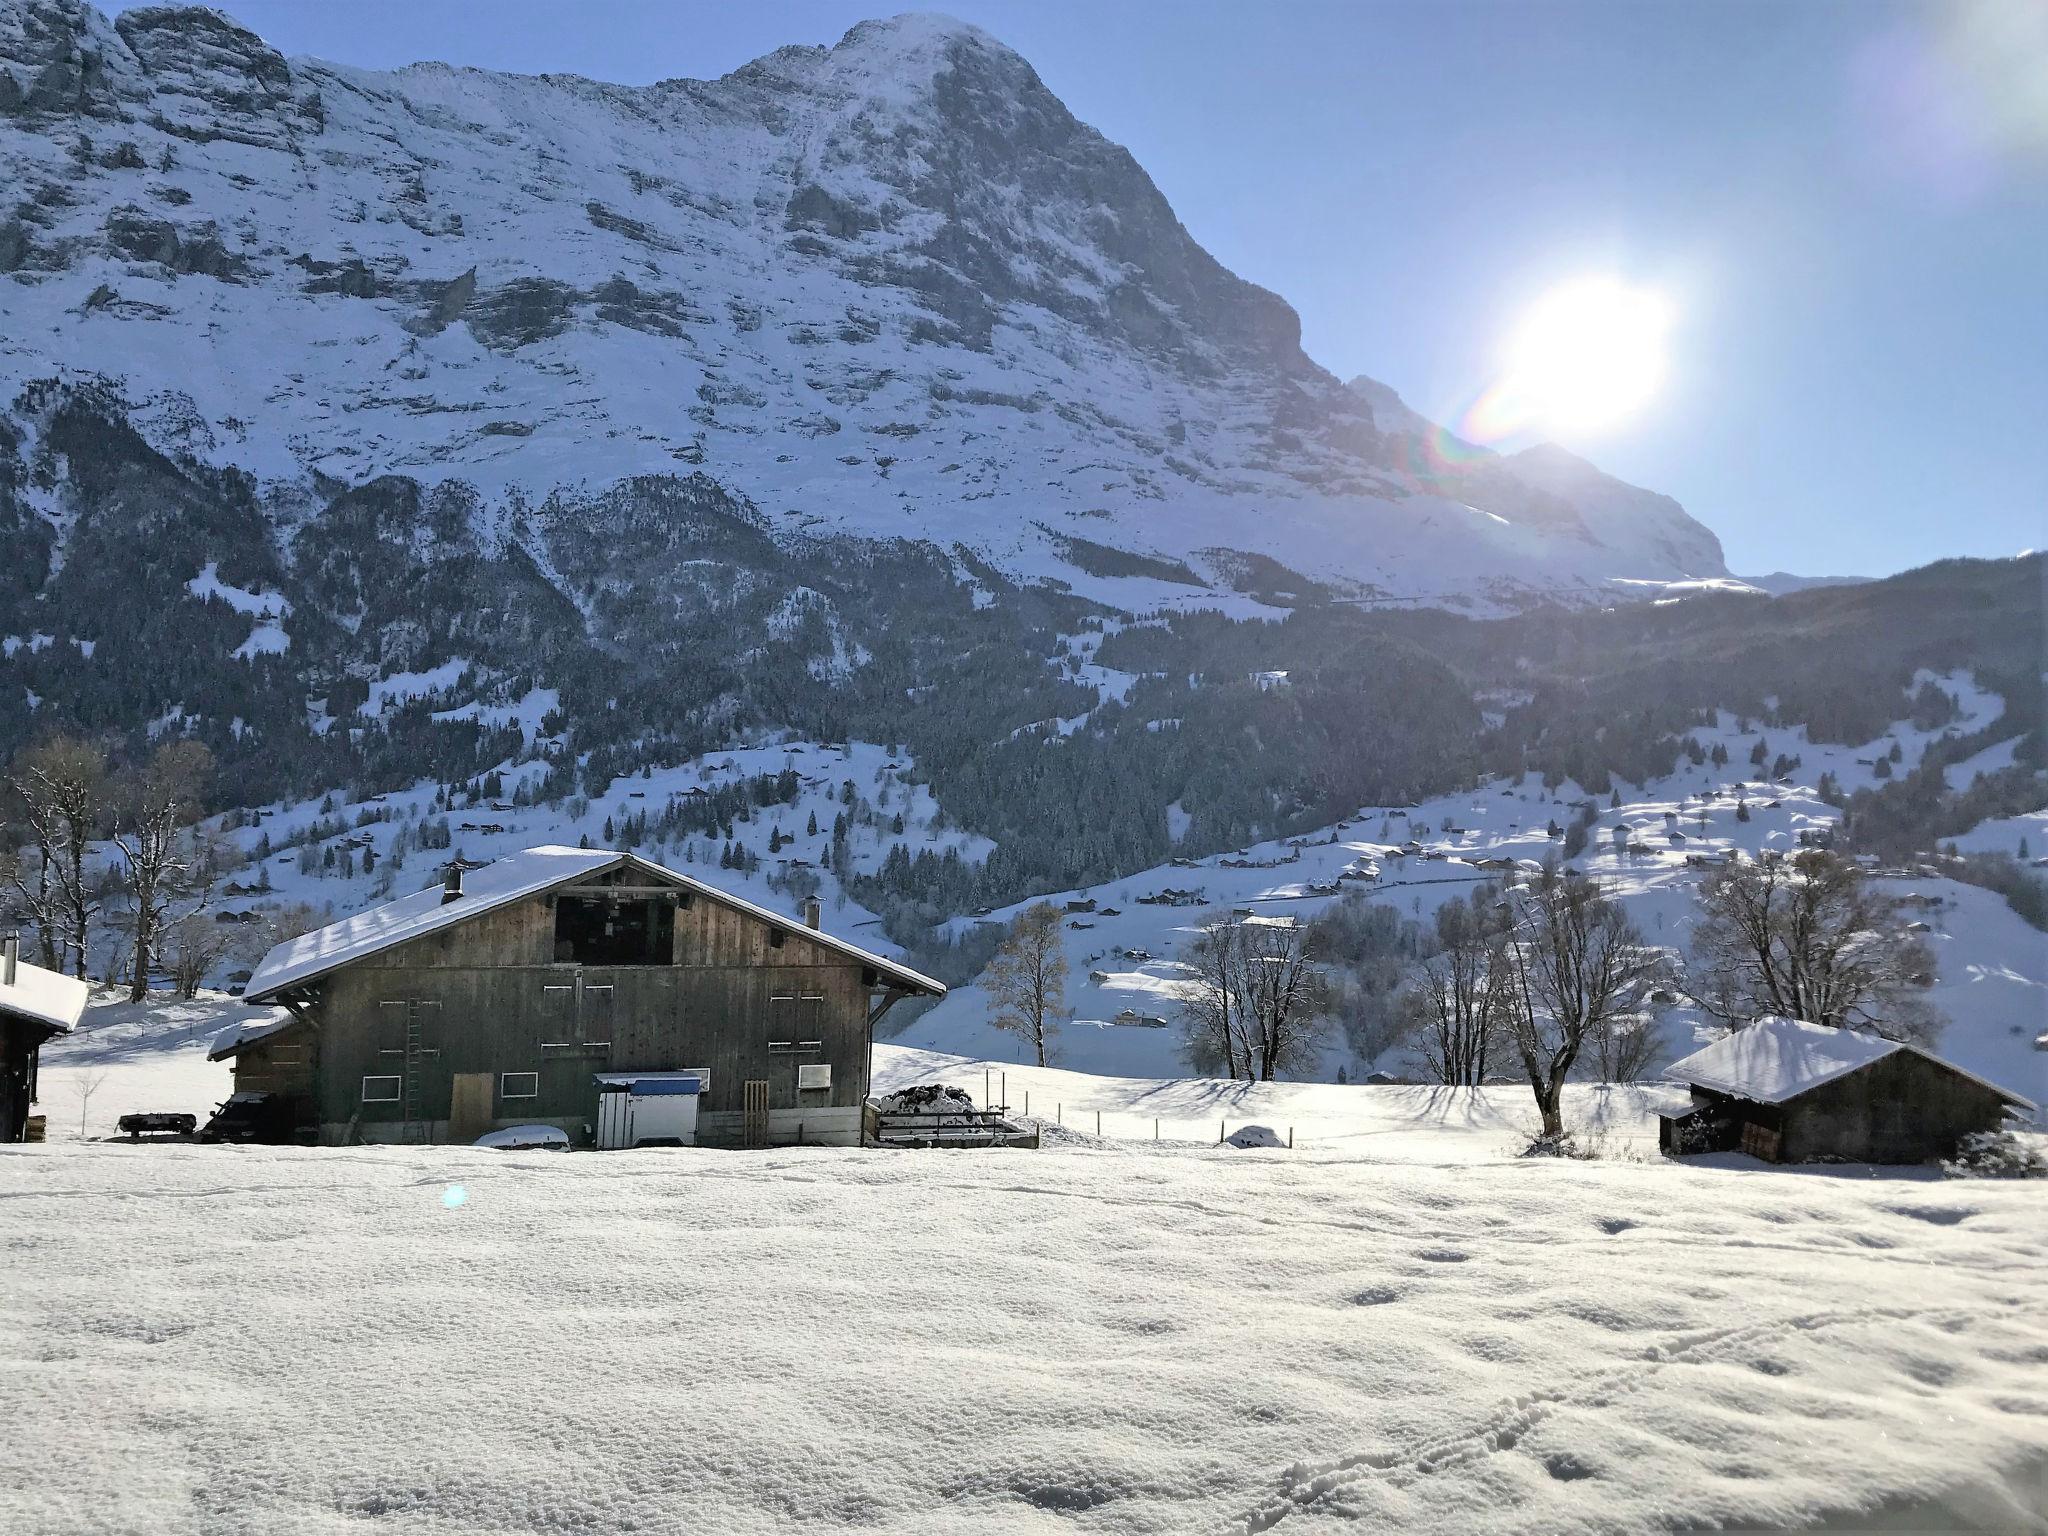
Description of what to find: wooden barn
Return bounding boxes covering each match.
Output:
[224,846,944,1148]
[1,935,89,1142]
[1660,1015,2035,1165]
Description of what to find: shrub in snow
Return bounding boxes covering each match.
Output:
[1225,1124,1285,1149]
[1942,1130,2047,1180]
[1519,1130,1603,1160]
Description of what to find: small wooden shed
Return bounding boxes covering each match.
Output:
[1660,1016,2035,1165]
[1,937,89,1142]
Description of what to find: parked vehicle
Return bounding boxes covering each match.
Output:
[116,1111,197,1138]
[198,1092,305,1145]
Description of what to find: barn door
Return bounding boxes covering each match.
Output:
[449,1073,494,1142]
[743,1080,771,1148]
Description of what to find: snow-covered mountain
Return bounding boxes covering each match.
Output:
[0,0,1730,608]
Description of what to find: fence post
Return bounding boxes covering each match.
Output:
[1095,1109,1101,1138]
[1219,1118,1225,1145]
[1154,1118,1159,1142]
[1057,1102,1062,1125]
[1024,1090,1030,1118]
[1288,1126,1294,1149]
[1001,1072,1007,1113]
[984,1068,991,1108]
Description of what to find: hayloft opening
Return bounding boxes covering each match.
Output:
[554,896,673,966]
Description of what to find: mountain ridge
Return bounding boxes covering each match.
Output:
[1,0,1731,612]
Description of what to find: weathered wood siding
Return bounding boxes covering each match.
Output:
[229,1031,317,1100]
[1777,1053,2011,1164]
[294,873,882,1145]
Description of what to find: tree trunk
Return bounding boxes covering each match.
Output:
[67,844,88,981]
[1538,1078,1564,1138]
[130,919,150,1004]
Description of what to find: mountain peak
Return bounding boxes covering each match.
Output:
[0,0,1732,607]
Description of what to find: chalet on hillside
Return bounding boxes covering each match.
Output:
[221,847,943,1148]
[1659,1016,2034,1164]
[1,937,89,1142]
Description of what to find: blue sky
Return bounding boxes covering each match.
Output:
[123,0,2045,578]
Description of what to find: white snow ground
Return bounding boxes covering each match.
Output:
[18,994,2048,1533]
[3,1118,2046,1535]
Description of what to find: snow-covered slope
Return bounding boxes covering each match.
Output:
[895,672,2048,1115]
[0,1,1730,607]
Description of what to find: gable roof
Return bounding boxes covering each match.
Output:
[245,845,942,1001]
[1665,1015,2036,1111]
[0,957,89,1037]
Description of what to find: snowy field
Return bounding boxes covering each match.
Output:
[4,1121,2047,1536]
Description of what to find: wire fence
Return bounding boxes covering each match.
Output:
[966,1068,1294,1147]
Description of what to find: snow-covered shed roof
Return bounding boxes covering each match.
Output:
[245,846,944,1001]
[1666,1016,2035,1111]
[0,956,89,1036]
[206,1007,301,1061]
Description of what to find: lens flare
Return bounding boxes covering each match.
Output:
[1848,4,2048,206]
[1459,277,1672,444]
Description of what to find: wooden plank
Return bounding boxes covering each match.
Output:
[743,1079,770,1149]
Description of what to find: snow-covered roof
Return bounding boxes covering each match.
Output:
[0,957,88,1036]
[207,1007,301,1061]
[245,846,943,1001]
[1666,1016,2035,1111]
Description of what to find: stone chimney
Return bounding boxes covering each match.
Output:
[441,863,464,905]
[803,897,821,930]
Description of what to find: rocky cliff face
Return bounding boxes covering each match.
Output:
[1,0,1726,611]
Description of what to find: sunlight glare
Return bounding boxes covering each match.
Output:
[1466,277,1673,442]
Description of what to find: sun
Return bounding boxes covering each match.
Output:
[1483,277,1673,439]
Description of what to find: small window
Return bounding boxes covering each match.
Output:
[361,1075,402,1104]
[797,1063,832,1093]
[501,1072,540,1100]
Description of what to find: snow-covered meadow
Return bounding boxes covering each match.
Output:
[4,1116,2047,1536]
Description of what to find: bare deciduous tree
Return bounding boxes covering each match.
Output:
[1178,914,1258,1080]
[165,910,237,999]
[1178,912,1331,1082]
[5,735,109,977]
[1401,894,1510,1086]
[1684,850,1940,1043]
[72,1065,109,1139]
[984,902,1066,1066]
[111,741,213,1004]
[1499,875,1667,1139]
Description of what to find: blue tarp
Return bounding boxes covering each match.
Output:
[630,1078,701,1097]
[595,1072,705,1097]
